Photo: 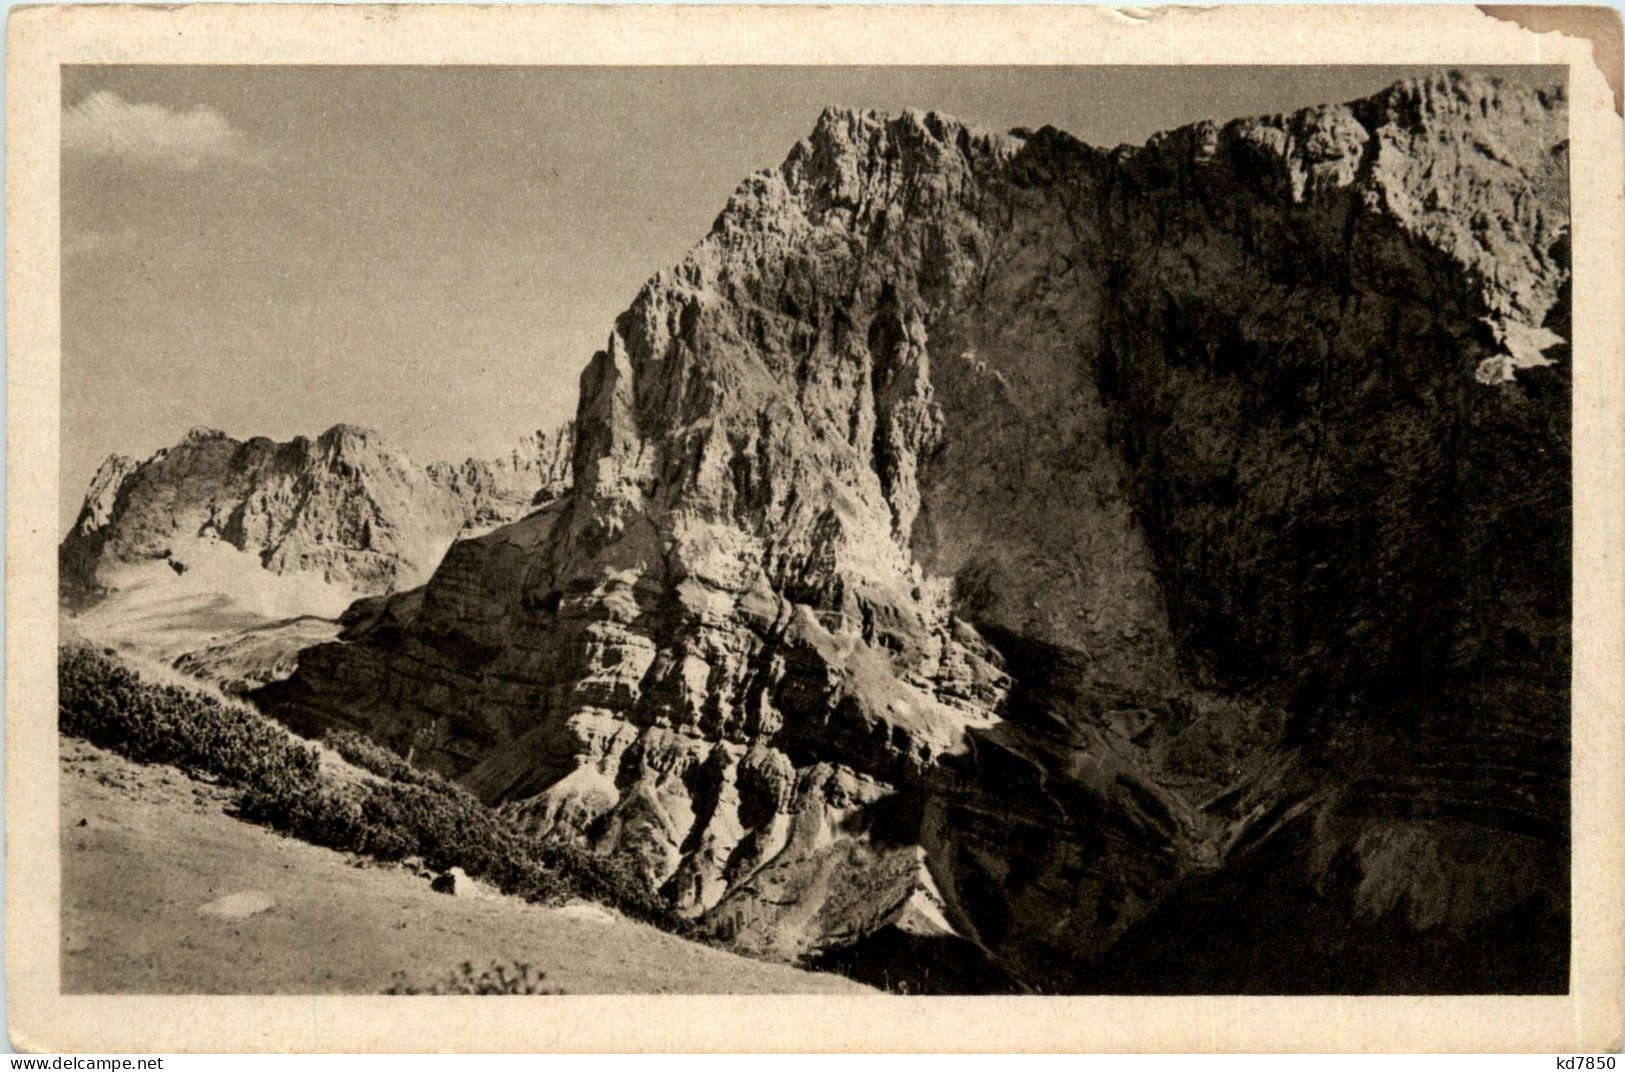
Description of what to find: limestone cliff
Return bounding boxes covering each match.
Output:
[63,422,575,609]
[60,423,574,690]
[261,72,1570,992]
[428,423,575,528]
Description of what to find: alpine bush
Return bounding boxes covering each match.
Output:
[384,960,563,995]
[55,646,676,918]
[321,728,447,789]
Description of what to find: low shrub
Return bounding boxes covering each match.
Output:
[358,780,564,900]
[59,646,705,937]
[321,728,446,789]
[61,647,578,910]
[237,780,370,854]
[60,645,320,791]
[534,837,700,938]
[384,960,562,995]
[62,646,373,854]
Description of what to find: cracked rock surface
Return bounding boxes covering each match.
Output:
[62,421,575,612]
[254,72,1569,992]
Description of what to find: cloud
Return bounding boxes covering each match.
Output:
[62,91,257,170]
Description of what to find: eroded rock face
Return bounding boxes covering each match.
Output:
[428,422,575,528]
[263,72,1570,991]
[61,422,575,612]
[59,422,575,694]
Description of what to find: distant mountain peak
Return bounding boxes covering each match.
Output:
[265,72,1571,992]
[316,422,382,446]
[61,420,575,615]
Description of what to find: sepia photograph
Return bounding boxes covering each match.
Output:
[7,2,1624,1055]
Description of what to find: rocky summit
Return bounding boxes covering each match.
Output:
[60,421,573,686]
[251,71,1567,992]
[63,421,576,609]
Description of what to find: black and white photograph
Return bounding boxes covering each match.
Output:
[8,2,1624,1055]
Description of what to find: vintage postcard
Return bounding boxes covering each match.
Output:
[6,3,1623,1054]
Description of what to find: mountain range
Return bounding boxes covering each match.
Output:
[64,71,1570,993]
[60,421,572,688]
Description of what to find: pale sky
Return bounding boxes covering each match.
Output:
[61,65,1559,533]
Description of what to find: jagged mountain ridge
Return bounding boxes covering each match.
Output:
[59,421,575,692]
[259,71,1569,992]
[63,420,576,609]
[427,424,575,529]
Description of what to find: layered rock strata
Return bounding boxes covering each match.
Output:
[262,72,1570,992]
[62,421,575,611]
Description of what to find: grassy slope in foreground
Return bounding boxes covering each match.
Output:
[58,644,689,927]
[62,737,869,994]
[58,646,869,992]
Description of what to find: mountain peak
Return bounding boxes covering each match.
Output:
[803,103,1014,161]
[61,420,575,614]
[317,423,383,448]
[181,426,231,445]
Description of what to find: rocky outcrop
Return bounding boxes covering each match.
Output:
[69,453,140,540]
[262,72,1570,992]
[61,422,575,613]
[427,422,575,528]
[59,422,575,694]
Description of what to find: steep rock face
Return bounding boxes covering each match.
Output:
[428,421,575,527]
[264,72,1569,991]
[62,422,576,612]
[1067,77,1571,993]
[69,453,140,539]
[60,423,575,692]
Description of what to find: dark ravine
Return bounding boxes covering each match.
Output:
[252,71,1568,992]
